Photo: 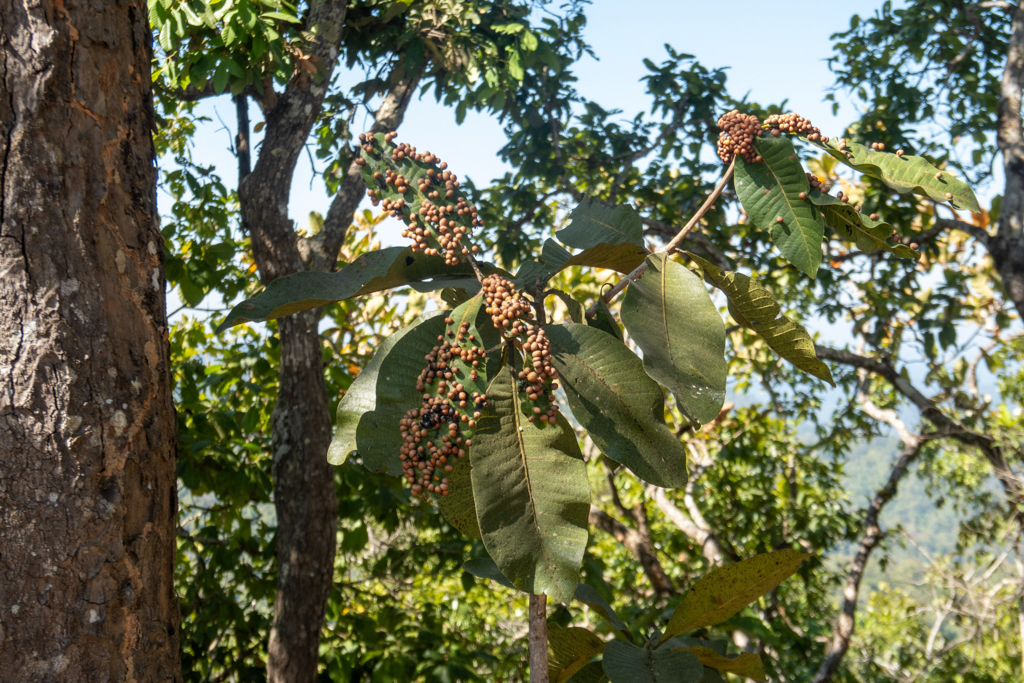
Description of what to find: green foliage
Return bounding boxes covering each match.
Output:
[734,135,824,277]
[471,364,591,604]
[544,323,690,487]
[686,253,834,386]
[620,254,727,425]
[817,139,980,212]
[660,549,810,643]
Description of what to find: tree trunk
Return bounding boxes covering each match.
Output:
[0,2,180,682]
[994,1,1024,318]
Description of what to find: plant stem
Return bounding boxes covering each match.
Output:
[585,159,736,317]
[529,593,549,683]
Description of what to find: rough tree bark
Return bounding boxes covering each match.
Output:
[992,1,1024,318]
[0,2,180,681]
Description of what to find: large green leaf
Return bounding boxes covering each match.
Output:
[544,324,689,487]
[549,625,606,683]
[218,247,474,331]
[734,136,824,277]
[660,549,810,643]
[345,314,449,474]
[685,253,835,386]
[807,190,919,260]
[470,364,591,604]
[602,640,703,683]
[516,238,648,289]
[557,197,645,249]
[672,647,765,682]
[816,139,980,212]
[437,457,481,538]
[620,254,726,425]
[328,311,446,466]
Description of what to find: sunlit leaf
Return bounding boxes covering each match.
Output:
[807,190,919,259]
[686,253,835,386]
[734,136,824,277]
[620,254,726,424]
[660,549,810,643]
[545,323,689,487]
[673,647,765,682]
[549,625,605,683]
[816,139,980,212]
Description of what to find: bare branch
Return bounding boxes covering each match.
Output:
[815,344,1024,528]
[588,506,675,596]
[812,435,928,683]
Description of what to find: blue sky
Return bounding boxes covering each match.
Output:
[178,0,888,243]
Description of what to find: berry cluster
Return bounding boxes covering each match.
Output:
[805,172,832,195]
[358,131,483,266]
[482,275,533,337]
[716,110,763,164]
[399,316,490,498]
[518,326,560,425]
[764,113,827,143]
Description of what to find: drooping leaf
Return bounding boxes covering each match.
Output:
[620,254,726,424]
[589,296,624,341]
[545,323,689,487]
[462,557,517,590]
[602,640,703,683]
[807,190,919,259]
[672,647,766,682]
[347,314,449,474]
[557,197,645,249]
[470,364,591,604]
[218,247,475,331]
[685,253,835,386]
[817,139,980,212]
[550,290,586,324]
[328,311,446,465]
[516,238,647,289]
[734,136,824,277]
[574,583,630,635]
[660,549,811,643]
[549,625,606,683]
[437,457,481,539]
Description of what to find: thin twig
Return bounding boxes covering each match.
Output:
[585,159,736,317]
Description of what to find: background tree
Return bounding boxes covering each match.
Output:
[157,1,1024,681]
[0,1,180,681]
[152,1,588,680]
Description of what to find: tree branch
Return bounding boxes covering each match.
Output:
[585,160,736,317]
[307,69,423,270]
[588,506,675,596]
[815,344,1023,523]
[812,434,928,683]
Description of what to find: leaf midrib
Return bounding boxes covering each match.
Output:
[761,146,815,265]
